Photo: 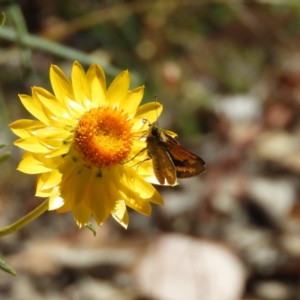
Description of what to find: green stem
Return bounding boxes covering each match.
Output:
[0,25,121,77]
[5,3,32,71]
[0,199,49,237]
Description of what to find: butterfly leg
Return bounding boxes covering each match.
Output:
[121,147,147,164]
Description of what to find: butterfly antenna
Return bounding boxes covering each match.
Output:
[142,118,151,126]
[141,95,159,126]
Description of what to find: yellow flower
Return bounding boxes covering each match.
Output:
[10,61,163,228]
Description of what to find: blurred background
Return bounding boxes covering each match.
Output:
[1,0,300,299]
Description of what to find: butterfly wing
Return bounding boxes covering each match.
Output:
[150,142,177,186]
[146,122,205,185]
[165,135,206,178]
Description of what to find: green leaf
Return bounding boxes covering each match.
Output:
[0,257,16,276]
[0,144,8,149]
[0,13,6,27]
[85,222,97,237]
[0,153,10,165]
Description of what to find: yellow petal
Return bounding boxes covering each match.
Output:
[14,136,50,153]
[59,155,83,187]
[33,87,72,125]
[122,166,158,199]
[64,98,86,120]
[17,153,52,174]
[19,93,50,125]
[39,138,64,151]
[114,168,152,215]
[121,86,144,117]
[86,178,111,225]
[106,70,130,105]
[71,61,91,107]
[9,119,45,138]
[87,64,106,91]
[121,185,152,216]
[36,169,61,191]
[133,159,155,178]
[50,64,74,106]
[34,126,69,139]
[72,167,93,206]
[60,174,77,206]
[35,188,52,197]
[49,197,64,210]
[31,152,62,170]
[132,102,163,131]
[44,144,71,158]
[48,187,64,210]
[72,200,92,228]
[56,198,72,213]
[148,189,164,205]
[86,64,106,106]
[111,200,129,229]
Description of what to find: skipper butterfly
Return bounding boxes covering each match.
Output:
[145,121,205,186]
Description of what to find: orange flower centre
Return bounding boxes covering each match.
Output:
[74,106,133,168]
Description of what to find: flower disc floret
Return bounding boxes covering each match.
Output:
[74,106,133,168]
